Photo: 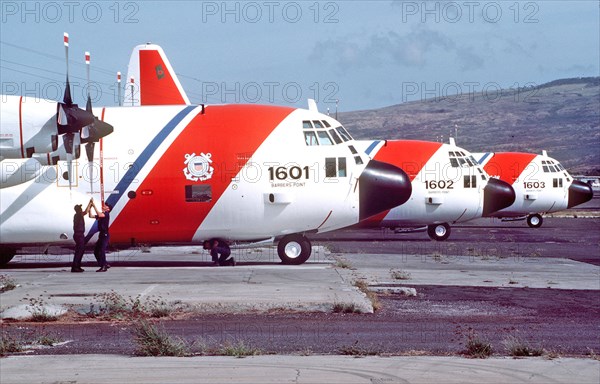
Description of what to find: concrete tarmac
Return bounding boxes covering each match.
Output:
[1,220,599,383]
[1,355,598,384]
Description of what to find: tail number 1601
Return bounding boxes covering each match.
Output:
[268,166,310,181]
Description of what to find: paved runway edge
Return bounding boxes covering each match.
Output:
[1,355,599,384]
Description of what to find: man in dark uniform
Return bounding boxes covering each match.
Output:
[92,203,112,272]
[203,239,235,266]
[71,200,92,272]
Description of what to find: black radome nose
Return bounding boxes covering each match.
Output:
[568,180,594,208]
[483,177,516,216]
[359,160,412,221]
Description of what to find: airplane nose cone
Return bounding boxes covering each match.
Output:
[568,180,594,208]
[359,160,412,221]
[483,177,516,216]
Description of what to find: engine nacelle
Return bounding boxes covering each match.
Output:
[0,95,59,159]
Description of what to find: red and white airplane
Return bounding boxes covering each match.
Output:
[125,44,517,242]
[0,35,412,266]
[353,139,515,240]
[474,151,594,227]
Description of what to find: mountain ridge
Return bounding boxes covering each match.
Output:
[339,77,600,174]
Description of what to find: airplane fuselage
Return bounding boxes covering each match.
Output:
[1,96,410,251]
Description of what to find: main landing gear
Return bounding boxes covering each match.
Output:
[526,214,543,228]
[277,234,312,265]
[427,223,451,241]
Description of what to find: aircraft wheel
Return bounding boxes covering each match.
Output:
[277,234,312,265]
[0,247,16,267]
[527,214,543,228]
[427,223,451,241]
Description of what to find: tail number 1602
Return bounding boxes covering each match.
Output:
[424,180,454,190]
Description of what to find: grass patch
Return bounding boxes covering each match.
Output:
[332,302,361,314]
[339,341,379,356]
[390,269,411,280]
[465,331,493,358]
[353,280,381,311]
[23,295,58,322]
[0,275,17,293]
[91,291,176,320]
[133,320,189,357]
[334,258,353,269]
[218,340,262,358]
[502,336,544,357]
[0,334,23,355]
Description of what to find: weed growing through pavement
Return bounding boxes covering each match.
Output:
[339,341,380,357]
[353,280,381,311]
[464,330,493,358]
[0,275,17,293]
[0,333,23,355]
[502,335,544,357]
[218,340,262,358]
[332,302,361,314]
[390,269,411,280]
[333,258,353,269]
[90,291,177,320]
[132,320,189,357]
[1,328,62,355]
[23,295,58,322]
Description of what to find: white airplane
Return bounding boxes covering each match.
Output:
[0,35,413,266]
[125,44,516,242]
[353,139,515,240]
[474,151,594,227]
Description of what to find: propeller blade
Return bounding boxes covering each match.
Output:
[63,132,74,154]
[85,142,95,194]
[63,32,72,106]
[57,33,95,135]
[117,72,122,106]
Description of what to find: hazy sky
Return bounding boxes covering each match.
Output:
[1,1,598,111]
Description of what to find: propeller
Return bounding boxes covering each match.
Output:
[55,33,114,190]
[57,33,94,189]
[80,51,114,194]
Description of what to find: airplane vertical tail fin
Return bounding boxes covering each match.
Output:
[124,44,190,106]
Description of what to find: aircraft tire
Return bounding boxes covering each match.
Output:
[527,214,543,228]
[427,223,451,241]
[277,234,312,265]
[0,248,16,267]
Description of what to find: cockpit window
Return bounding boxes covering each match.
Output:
[329,129,343,144]
[317,131,333,145]
[304,131,318,146]
[303,121,352,146]
[449,151,476,168]
[336,127,353,142]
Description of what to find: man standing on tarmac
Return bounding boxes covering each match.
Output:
[203,239,235,266]
[71,199,93,272]
[90,202,112,272]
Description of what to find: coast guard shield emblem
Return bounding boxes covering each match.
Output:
[183,153,214,182]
